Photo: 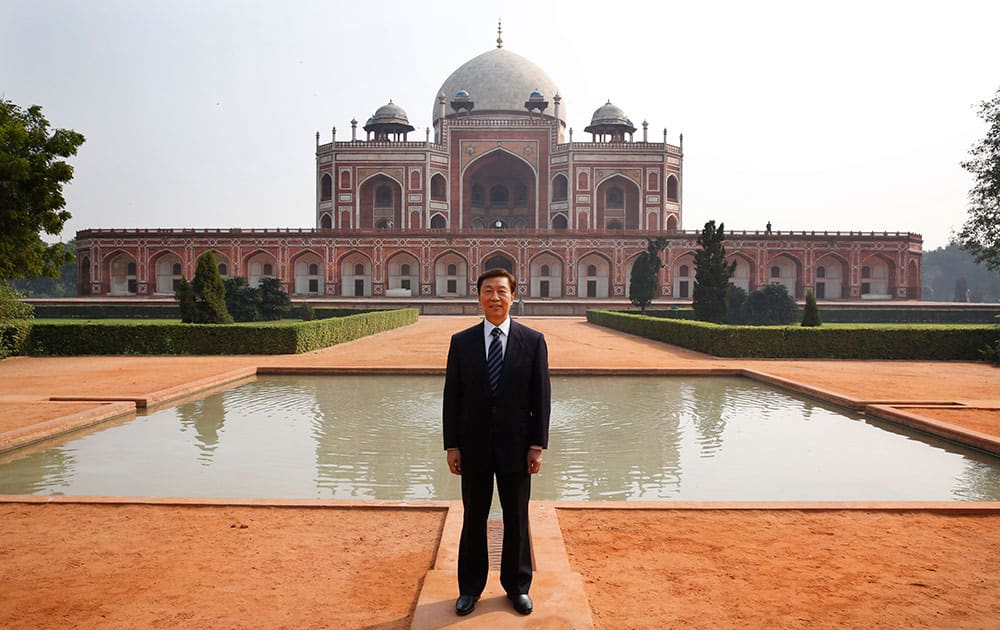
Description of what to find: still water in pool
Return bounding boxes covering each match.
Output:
[2,375,998,501]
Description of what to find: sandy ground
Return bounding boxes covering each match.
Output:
[0,502,445,630]
[1,316,999,628]
[559,508,1000,629]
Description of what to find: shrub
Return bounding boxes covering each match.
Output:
[743,283,798,325]
[224,277,262,322]
[175,277,196,323]
[0,282,34,320]
[724,284,748,325]
[801,289,821,327]
[300,302,316,321]
[191,252,232,324]
[258,277,291,321]
[0,320,32,358]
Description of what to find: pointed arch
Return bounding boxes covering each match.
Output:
[291,249,324,295]
[244,249,278,288]
[150,248,185,295]
[529,251,565,298]
[577,251,612,298]
[767,253,803,298]
[386,251,420,296]
[726,252,755,293]
[813,252,849,299]
[104,249,138,295]
[338,250,372,297]
[595,174,640,231]
[434,250,469,296]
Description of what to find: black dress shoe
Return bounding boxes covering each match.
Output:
[455,594,478,616]
[510,593,533,615]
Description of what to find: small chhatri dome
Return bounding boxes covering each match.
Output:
[586,101,634,130]
[367,100,412,127]
[525,89,548,114]
[364,99,415,140]
[451,89,474,114]
[584,100,637,142]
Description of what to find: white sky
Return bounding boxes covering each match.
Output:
[3,0,998,251]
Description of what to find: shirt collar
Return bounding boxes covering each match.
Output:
[485,316,511,337]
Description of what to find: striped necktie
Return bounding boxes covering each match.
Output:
[487,327,503,395]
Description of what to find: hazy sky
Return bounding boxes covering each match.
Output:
[4,0,998,251]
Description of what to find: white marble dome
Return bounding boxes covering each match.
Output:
[433,48,565,124]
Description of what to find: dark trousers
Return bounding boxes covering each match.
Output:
[458,470,532,597]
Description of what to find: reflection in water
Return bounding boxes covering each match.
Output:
[1,375,999,501]
[176,394,227,465]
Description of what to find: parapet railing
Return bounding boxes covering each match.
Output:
[75,227,922,240]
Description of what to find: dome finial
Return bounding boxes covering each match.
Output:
[497,18,503,48]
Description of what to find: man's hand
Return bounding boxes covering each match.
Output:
[527,447,543,474]
[447,448,462,475]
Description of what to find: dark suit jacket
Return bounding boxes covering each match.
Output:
[443,319,551,474]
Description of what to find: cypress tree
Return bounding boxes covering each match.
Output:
[629,237,666,312]
[191,252,233,324]
[693,221,736,323]
[801,289,821,327]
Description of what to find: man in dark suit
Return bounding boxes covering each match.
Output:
[443,268,551,617]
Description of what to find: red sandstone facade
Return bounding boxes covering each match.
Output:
[75,42,921,302]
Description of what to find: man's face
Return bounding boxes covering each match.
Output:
[478,276,514,325]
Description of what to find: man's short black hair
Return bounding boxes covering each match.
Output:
[477,268,516,293]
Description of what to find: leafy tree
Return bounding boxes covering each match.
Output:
[629,237,667,312]
[0,100,85,281]
[959,87,1000,273]
[801,289,821,327]
[191,252,232,323]
[921,240,1000,302]
[258,277,291,321]
[224,277,262,322]
[743,283,798,325]
[175,277,196,323]
[12,240,77,297]
[0,283,34,320]
[953,277,970,302]
[693,221,736,323]
[724,284,748,324]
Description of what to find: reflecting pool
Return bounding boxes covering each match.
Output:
[1,375,999,501]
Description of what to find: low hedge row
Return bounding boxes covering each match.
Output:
[636,306,999,324]
[4,308,418,356]
[0,321,32,359]
[30,303,182,319]
[28,303,376,321]
[588,309,997,360]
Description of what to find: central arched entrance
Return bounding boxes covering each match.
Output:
[463,150,536,229]
[482,253,515,275]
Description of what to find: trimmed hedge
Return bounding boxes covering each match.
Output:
[588,309,997,360]
[635,306,999,324]
[0,321,33,359]
[5,308,418,356]
[28,303,381,321]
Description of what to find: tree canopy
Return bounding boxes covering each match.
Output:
[959,87,1000,273]
[692,220,735,323]
[0,100,85,281]
[629,237,667,312]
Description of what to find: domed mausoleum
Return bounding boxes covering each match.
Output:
[76,30,922,305]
